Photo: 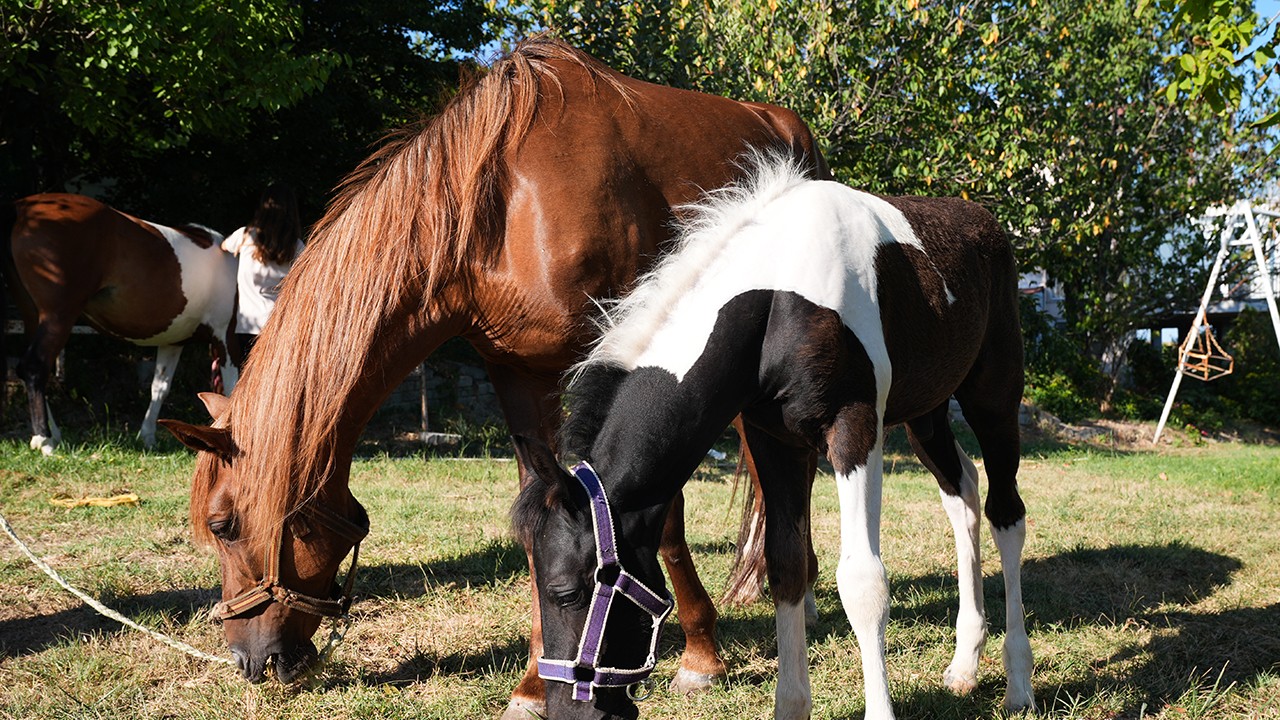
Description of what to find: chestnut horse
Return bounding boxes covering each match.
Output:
[2,193,238,454]
[513,155,1035,720]
[159,38,826,718]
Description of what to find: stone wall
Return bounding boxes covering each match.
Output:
[380,360,504,427]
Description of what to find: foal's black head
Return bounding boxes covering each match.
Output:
[511,435,671,720]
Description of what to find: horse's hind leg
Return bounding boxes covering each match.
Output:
[661,491,728,695]
[904,404,986,695]
[956,375,1035,712]
[16,319,73,455]
[140,344,182,448]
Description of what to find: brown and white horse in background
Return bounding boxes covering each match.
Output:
[2,193,238,454]
[159,37,826,719]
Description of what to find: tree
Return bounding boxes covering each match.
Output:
[526,0,1275,406]
[99,0,504,230]
[1147,0,1279,128]
[0,0,505,229]
[0,0,338,199]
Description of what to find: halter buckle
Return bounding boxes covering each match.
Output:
[627,677,656,702]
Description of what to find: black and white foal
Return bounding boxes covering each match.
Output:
[512,157,1035,720]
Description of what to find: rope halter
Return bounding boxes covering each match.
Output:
[536,461,674,702]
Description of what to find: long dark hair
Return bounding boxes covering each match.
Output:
[246,182,302,265]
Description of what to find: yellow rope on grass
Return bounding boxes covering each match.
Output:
[49,492,141,508]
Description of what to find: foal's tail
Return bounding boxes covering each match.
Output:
[721,449,769,606]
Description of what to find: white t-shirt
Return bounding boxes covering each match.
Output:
[222,227,304,334]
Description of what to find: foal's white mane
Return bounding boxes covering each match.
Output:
[581,151,811,373]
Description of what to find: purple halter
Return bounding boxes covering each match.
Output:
[536,461,674,702]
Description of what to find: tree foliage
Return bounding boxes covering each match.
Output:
[1147,0,1279,128]
[0,0,504,228]
[0,0,338,197]
[527,0,1276,403]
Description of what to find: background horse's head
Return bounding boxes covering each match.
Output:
[161,393,367,683]
[512,435,671,720]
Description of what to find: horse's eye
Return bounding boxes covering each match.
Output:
[552,587,587,610]
[207,518,236,540]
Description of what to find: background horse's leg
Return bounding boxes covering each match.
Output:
[16,319,73,455]
[662,491,728,695]
[955,341,1035,712]
[140,344,182,448]
[905,404,986,695]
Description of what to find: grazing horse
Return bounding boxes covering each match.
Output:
[512,155,1036,720]
[157,38,826,718]
[2,193,237,454]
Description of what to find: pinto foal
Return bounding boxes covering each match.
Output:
[515,157,1035,720]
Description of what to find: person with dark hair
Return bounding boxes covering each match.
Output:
[221,183,305,364]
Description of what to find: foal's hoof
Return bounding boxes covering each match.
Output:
[942,667,979,695]
[499,697,546,720]
[670,667,721,695]
[1001,688,1037,714]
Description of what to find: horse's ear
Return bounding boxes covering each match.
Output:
[158,419,235,460]
[197,391,229,421]
[511,434,575,494]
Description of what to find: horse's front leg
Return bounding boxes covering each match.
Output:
[488,362,563,720]
[830,406,894,720]
[661,490,728,694]
[740,422,819,720]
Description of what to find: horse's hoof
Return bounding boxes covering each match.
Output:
[943,666,978,695]
[31,436,56,456]
[1002,688,1036,714]
[670,667,720,695]
[498,697,546,720]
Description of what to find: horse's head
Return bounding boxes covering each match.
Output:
[512,436,672,720]
[160,393,368,684]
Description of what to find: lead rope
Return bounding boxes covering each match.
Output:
[0,510,236,666]
[3,510,354,674]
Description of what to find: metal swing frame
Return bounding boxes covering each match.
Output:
[1153,202,1280,443]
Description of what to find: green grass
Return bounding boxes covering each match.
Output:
[1,429,1278,719]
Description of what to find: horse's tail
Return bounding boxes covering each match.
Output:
[721,449,769,606]
[1,198,18,419]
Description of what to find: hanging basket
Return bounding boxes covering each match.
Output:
[1177,324,1234,381]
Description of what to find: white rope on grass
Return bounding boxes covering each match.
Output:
[0,510,236,667]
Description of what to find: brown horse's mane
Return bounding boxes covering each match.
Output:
[190,36,624,549]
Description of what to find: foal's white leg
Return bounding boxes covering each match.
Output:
[993,520,1036,712]
[140,344,182,448]
[834,436,895,720]
[939,444,987,694]
[774,598,813,720]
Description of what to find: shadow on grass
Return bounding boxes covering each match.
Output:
[705,541,1262,717]
[356,634,532,687]
[356,539,529,600]
[0,586,219,659]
